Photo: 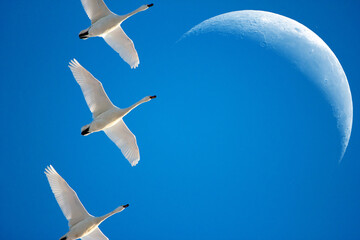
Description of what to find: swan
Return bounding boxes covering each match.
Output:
[45,165,129,240]
[78,0,154,68]
[69,59,156,166]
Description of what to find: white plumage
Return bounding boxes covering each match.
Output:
[104,120,140,166]
[103,27,140,69]
[69,59,156,166]
[80,0,112,24]
[45,165,129,240]
[78,0,154,68]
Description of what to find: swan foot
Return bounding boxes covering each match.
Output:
[79,31,89,39]
[81,126,91,136]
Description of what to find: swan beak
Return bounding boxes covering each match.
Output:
[123,204,130,208]
[150,95,157,99]
[147,3,154,7]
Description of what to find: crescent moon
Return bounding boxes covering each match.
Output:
[182,10,353,161]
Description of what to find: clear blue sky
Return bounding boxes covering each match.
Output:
[0,0,359,239]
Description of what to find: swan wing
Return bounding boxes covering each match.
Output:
[45,165,91,228]
[69,59,114,118]
[103,26,139,69]
[82,227,108,240]
[80,0,112,23]
[104,119,140,166]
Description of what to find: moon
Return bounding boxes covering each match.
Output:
[182,10,353,161]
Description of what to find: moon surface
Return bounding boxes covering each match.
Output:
[182,10,353,160]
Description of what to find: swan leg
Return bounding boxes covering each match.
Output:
[79,30,89,39]
[81,125,91,136]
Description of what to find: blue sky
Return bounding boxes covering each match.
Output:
[0,0,360,239]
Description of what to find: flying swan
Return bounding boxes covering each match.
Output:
[78,0,154,68]
[45,165,129,240]
[69,59,156,166]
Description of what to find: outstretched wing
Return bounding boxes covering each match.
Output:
[104,119,140,166]
[45,165,91,228]
[103,26,140,69]
[69,59,114,118]
[82,227,108,240]
[80,0,112,23]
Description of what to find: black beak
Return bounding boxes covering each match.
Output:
[150,95,157,99]
[147,3,154,7]
[123,204,130,208]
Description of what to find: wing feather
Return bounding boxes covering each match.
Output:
[69,59,114,118]
[103,27,140,69]
[82,227,108,240]
[80,0,112,23]
[45,165,91,227]
[104,120,140,166]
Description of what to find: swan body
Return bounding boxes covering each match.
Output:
[69,59,156,166]
[79,0,153,68]
[45,165,129,240]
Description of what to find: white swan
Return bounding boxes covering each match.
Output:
[78,0,154,68]
[69,59,156,166]
[45,165,129,240]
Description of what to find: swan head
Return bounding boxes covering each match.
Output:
[142,95,157,102]
[113,204,130,213]
[139,3,153,11]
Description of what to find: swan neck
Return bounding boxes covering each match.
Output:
[97,209,118,224]
[122,6,146,21]
[123,98,147,116]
